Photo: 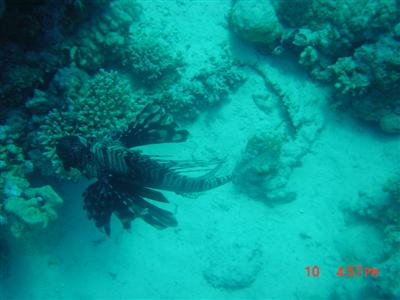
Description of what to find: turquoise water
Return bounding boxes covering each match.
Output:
[0,1,400,299]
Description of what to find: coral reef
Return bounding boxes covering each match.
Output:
[0,0,146,241]
[0,114,62,239]
[70,0,142,71]
[0,116,30,177]
[122,23,183,85]
[29,68,140,178]
[281,0,400,133]
[275,0,397,58]
[345,175,400,299]
[0,0,247,242]
[228,0,400,133]
[0,45,65,110]
[157,50,246,121]
[0,0,111,111]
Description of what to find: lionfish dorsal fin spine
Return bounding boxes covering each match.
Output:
[119,103,189,147]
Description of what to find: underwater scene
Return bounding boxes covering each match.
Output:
[0,0,400,299]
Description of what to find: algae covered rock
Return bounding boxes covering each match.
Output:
[0,238,10,280]
[379,113,400,134]
[157,50,246,121]
[71,0,142,71]
[5,185,62,228]
[203,240,263,290]
[346,175,400,299]
[233,131,295,203]
[229,0,283,50]
[234,65,325,204]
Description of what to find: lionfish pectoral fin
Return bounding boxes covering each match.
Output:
[136,187,169,203]
[83,180,114,236]
[119,103,189,147]
[142,215,172,230]
[108,176,170,203]
[114,200,137,231]
[131,195,178,229]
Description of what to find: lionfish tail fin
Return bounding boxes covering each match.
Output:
[119,103,189,147]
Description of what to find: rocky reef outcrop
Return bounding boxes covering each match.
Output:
[228,0,400,133]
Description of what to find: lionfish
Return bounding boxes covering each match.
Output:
[56,104,230,235]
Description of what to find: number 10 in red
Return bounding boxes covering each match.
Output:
[305,266,320,277]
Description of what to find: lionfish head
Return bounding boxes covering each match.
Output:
[56,135,88,171]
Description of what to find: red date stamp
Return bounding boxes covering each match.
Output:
[305,266,379,278]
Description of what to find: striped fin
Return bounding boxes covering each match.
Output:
[136,187,169,203]
[83,175,177,235]
[154,158,225,175]
[108,176,169,203]
[168,173,232,193]
[122,152,232,193]
[128,195,178,229]
[145,168,231,193]
[83,179,120,236]
[150,158,232,193]
[91,143,130,175]
[119,104,189,147]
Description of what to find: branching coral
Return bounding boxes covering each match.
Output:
[275,0,397,55]
[29,69,140,178]
[278,0,400,133]
[122,23,183,85]
[326,36,400,133]
[328,36,400,95]
[328,57,371,96]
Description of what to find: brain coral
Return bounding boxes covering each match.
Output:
[229,0,283,50]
